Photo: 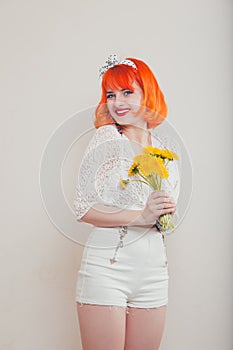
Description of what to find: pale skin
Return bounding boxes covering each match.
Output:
[76,82,176,350]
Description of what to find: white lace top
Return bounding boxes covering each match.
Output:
[73,124,180,222]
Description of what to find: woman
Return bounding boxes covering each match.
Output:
[73,54,179,350]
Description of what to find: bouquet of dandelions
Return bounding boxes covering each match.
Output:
[119,146,179,231]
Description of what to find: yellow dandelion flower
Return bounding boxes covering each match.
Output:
[144,157,160,176]
[170,150,179,160]
[133,155,147,164]
[132,155,152,176]
[128,163,139,176]
[158,149,179,160]
[159,149,174,160]
[142,146,163,156]
[119,177,129,189]
[156,157,169,178]
[133,154,167,178]
[142,145,179,161]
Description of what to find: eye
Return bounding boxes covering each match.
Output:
[106,93,115,99]
[124,90,133,96]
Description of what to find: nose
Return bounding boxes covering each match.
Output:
[114,92,125,106]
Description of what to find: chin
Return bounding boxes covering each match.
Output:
[113,115,133,124]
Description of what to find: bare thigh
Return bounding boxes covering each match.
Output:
[124,305,167,350]
[76,302,126,350]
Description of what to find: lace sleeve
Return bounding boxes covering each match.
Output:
[73,125,122,221]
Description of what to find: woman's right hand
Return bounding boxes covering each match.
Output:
[140,190,176,226]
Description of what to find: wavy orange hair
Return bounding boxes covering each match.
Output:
[94,57,168,130]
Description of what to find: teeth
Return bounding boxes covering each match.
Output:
[116,109,129,114]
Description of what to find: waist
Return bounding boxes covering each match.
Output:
[92,225,157,235]
[87,225,161,249]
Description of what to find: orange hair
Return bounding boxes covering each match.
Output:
[94,57,168,130]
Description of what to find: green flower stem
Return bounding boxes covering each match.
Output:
[155,174,160,190]
[127,179,150,186]
[150,174,157,190]
[157,174,162,189]
[138,172,154,188]
[159,213,174,230]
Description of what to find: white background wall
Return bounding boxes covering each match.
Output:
[1,0,232,349]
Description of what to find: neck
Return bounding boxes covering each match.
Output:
[122,124,152,147]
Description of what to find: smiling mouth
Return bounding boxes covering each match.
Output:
[115,109,130,117]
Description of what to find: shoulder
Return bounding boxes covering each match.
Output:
[83,124,121,156]
[95,124,121,142]
[89,124,121,149]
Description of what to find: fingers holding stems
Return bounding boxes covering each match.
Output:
[141,190,176,226]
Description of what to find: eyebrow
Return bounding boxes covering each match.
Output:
[106,89,129,93]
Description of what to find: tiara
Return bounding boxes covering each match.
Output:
[99,54,137,78]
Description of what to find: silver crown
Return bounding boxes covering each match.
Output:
[99,54,137,78]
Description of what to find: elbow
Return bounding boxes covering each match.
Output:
[74,208,96,225]
[80,210,96,225]
[76,217,84,223]
[75,216,94,226]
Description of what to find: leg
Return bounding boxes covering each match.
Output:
[124,305,167,350]
[76,302,126,350]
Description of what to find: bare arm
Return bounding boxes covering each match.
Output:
[78,191,176,229]
[79,204,146,227]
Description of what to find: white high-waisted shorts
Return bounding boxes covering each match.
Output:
[75,226,169,309]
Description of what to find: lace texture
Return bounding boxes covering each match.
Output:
[73,124,180,225]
